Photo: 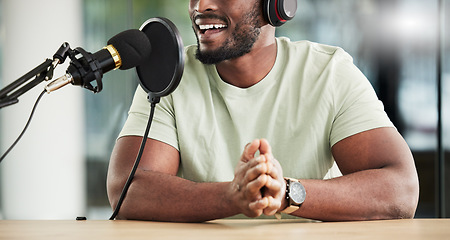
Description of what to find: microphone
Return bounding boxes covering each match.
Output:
[45,29,151,93]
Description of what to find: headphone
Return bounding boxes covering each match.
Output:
[263,0,298,27]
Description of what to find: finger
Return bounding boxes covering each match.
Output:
[234,156,268,192]
[263,196,281,216]
[244,209,263,218]
[259,138,272,155]
[235,152,264,176]
[264,160,279,180]
[269,156,282,170]
[248,155,267,167]
[264,156,283,180]
[241,139,261,163]
[249,197,269,211]
[263,176,283,196]
[236,155,265,180]
[246,174,268,197]
[244,158,269,182]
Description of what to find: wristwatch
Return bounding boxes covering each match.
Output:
[281,177,306,214]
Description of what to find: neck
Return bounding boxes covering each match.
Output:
[215,27,277,88]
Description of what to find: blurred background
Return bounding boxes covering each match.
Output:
[0,0,448,219]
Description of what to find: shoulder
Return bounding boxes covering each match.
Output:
[274,37,361,93]
[276,37,353,64]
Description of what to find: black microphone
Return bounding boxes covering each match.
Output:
[46,29,151,93]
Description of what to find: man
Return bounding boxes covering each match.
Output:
[107,0,419,222]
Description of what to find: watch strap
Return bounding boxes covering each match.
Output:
[281,177,303,214]
[281,205,300,214]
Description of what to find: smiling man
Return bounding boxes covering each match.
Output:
[107,0,419,222]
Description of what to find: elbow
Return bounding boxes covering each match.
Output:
[397,183,420,219]
[386,172,420,220]
[382,152,420,220]
[362,165,420,221]
[106,175,129,220]
[107,184,133,220]
[106,175,157,221]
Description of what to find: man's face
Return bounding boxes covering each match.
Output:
[189,0,263,64]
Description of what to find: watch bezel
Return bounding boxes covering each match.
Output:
[288,179,306,205]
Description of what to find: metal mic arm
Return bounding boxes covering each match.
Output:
[0,42,71,109]
[0,59,52,109]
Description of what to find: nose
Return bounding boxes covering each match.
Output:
[191,0,218,13]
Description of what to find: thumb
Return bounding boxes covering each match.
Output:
[241,139,261,162]
[259,138,272,156]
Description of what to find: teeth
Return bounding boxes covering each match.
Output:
[198,24,227,30]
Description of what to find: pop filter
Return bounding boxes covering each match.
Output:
[137,17,184,103]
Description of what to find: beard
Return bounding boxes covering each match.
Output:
[194,4,262,65]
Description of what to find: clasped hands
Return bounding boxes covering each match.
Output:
[230,139,286,218]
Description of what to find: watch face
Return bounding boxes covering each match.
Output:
[289,181,306,205]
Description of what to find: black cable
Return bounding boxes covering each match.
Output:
[109,102,157,220]
[0,90,47,163]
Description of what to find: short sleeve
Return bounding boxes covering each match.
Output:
[329,50,394,147]
[118,86,179,151]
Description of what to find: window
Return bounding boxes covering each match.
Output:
[81,0,449,218]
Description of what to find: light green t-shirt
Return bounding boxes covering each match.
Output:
[119,37,394,182]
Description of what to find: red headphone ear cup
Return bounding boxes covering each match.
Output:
[263,0,297,27]
[277,0,297,21]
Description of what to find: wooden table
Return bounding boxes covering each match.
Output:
[0,219,448,240]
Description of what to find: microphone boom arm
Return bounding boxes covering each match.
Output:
[0,42,72,109]
[0,59,53,109]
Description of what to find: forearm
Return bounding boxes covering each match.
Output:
[291,167,419,221]
[108,169,239,222]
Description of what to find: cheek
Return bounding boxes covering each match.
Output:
[188,0,197,15]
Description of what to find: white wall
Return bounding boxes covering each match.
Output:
[0,0,86,219]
